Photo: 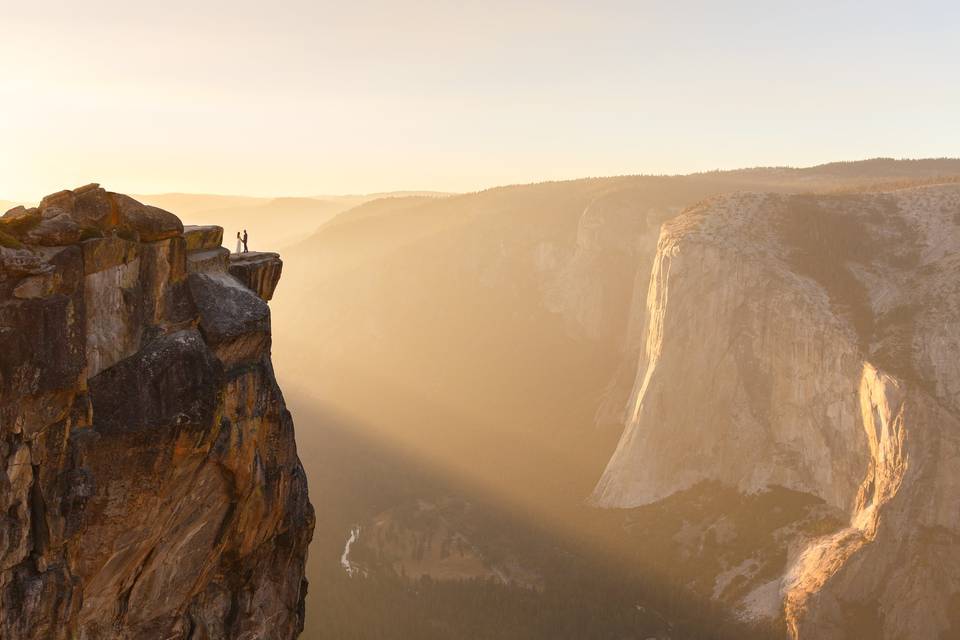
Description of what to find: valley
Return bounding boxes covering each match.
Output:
[260,159,960,638]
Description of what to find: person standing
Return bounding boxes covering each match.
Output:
[242,229,249,253]
[235,231,242,254]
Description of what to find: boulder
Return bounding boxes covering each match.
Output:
[187,247,230,274]
[29,185,120,237]
[184,225,224,251]
[188,272,271,369]
[110,193,182,241]
[25,212,82,246]
[88,329,223,435]
[73,186,117,231]
[3,206,31,220]
[73,183,101,196]
[0,207,41,247]
[228,252,283,301]
[39,189,75,212]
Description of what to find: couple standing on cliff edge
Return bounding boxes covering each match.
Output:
[235,229,248,254]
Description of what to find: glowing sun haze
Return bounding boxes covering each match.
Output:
[2,0,958,202]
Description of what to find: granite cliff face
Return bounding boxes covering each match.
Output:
[593,184,960,638]
[0,186,313,639]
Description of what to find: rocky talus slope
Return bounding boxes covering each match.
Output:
[0,186,314,639]
[593,184,960,639]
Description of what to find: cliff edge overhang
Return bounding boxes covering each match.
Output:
[0,185,313,639]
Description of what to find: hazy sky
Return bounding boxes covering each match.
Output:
[2,0,958,201]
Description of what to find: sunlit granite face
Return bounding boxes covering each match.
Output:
[0,186,314,640]
[593,185,960,639]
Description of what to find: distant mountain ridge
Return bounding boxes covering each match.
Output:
[263,158,960,639]
[131,191,454,251]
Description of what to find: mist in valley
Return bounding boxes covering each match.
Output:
[6,2,960,638]
[141,159,960,639]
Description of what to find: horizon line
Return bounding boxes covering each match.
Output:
[4,156,959,206]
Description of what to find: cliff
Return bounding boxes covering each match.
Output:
[272,164,960,518]
[592,185,960,638]
[0,186,314,639]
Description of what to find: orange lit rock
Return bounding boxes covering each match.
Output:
[594,185,960,639]
[0,186,313,640]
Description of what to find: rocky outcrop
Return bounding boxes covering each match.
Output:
[0,185,313,639]
[189,272,272,370]
[184,225,225,252]
[188,248,231,275]
[592,185,960,638]
[229,252,283,302]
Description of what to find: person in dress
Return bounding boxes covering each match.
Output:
[235,232,242,254]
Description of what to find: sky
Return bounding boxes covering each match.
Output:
[2,0,958,202]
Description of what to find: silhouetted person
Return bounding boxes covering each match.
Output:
[242,229,249,253]
[235,232,242,254]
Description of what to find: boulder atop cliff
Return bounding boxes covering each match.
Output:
[0,185,312,640]
[184,224,224,251]
[3,184,184,245]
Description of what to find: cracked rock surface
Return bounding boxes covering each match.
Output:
[0,185,314,640]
